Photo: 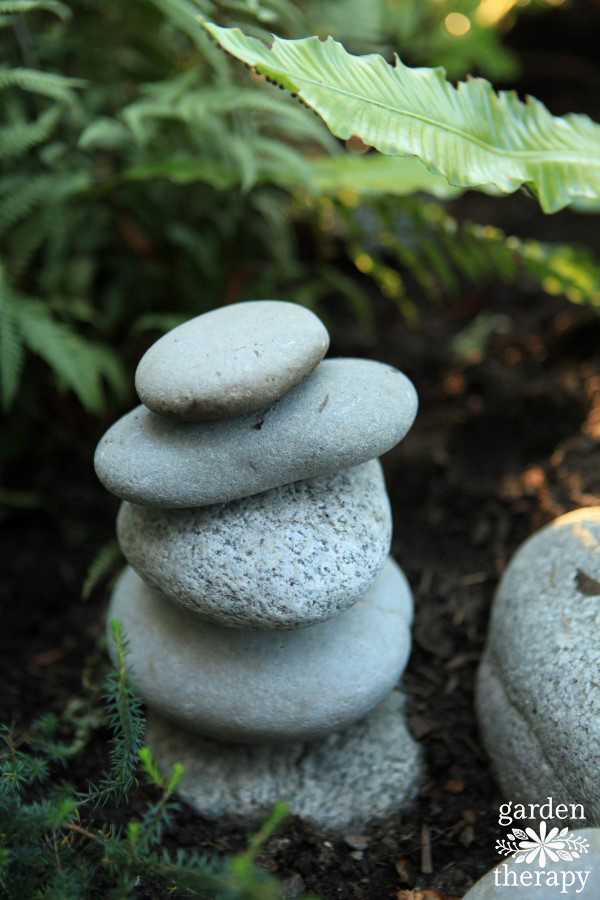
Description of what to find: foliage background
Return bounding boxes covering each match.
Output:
[2,0,599,470]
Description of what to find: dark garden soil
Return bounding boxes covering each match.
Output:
[1,4,600,898]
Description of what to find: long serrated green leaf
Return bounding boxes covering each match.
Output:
[310,154,461,199]
[204,24,600,213]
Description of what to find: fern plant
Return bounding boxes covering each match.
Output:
[0,0,345,415]
[1,0,596,428]
[321,195,600,314]
[205,24,600,214]
[0,619,305,899]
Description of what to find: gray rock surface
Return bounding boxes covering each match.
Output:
[117,460,391,630]
[463,829,600,899]
[135,301,329,421]
[146,690,421,833]
[476,508,600,823]
[107,557,413,743]
[95,358,418,508]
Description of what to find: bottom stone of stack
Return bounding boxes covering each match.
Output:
[146,690,421,833]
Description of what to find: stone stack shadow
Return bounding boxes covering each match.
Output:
[95,301,423,832]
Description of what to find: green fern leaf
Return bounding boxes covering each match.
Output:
[0,0,70,18]
[77,117,132,151]
[14,299,127,413]
[346,199,600,308]
[0,105,61,160]
[81,539,123,600]
[0,68,85,103]
[149,0,215,54]
[310,154,461,199]
[0,175,52,236]
[204,24,600,213]
[0,272,25,410]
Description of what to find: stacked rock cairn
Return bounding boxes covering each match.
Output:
[95,300,423,833]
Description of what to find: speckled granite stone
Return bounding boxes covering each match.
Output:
[117,460,391,630]
[477,508,600,823]
[146,689,421,833]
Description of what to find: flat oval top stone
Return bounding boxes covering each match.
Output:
[135,301,329,421]
[107,556,413,743]
[477,507,600,822]
[117,460,391,630]
[95,358,418,507]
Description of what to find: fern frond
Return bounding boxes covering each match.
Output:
[0,171,87,240]
[309,153,461,200]
[176,83,338,150]
[0,263,128,413]
[0,68,85,103]
[343,199,600,309]
[148,0,215,54]
[81,539,123,601]
[0,0,71,17]
[14,298,127,412]
[0,174,53,237]
[434,214,600,307]
[0,273,24,411]
[306,0,384,48]
[252,134,314,186]
[0,105,61,160]
[205,24,600,212]
[77,116,132,151]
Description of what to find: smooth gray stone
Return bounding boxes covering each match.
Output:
[476,508,600,823]
[107,557,413,743]
[135,301,329,421]
[95,358,418,508]
[146,690,421,833]
[117,460,391,630]
[464,829,600,899]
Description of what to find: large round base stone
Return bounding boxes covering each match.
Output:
[146,691,421,833]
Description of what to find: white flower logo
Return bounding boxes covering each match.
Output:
[496,822,590,865]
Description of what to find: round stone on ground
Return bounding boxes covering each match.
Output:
[476,507,600,822]
[146,690,421,834]
[94,357,418,508]
[463,829,600,899]
[107,557,413,743]
[117,460,391,630]
[135,301,329,421]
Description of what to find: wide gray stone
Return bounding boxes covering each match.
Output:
[464,829,600,899]
[135,301,329,421]
[107,557,413,743]
[95,358,418,508]
[146,690,421,833]
[117,460,391,630]
[476,508,600,823]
